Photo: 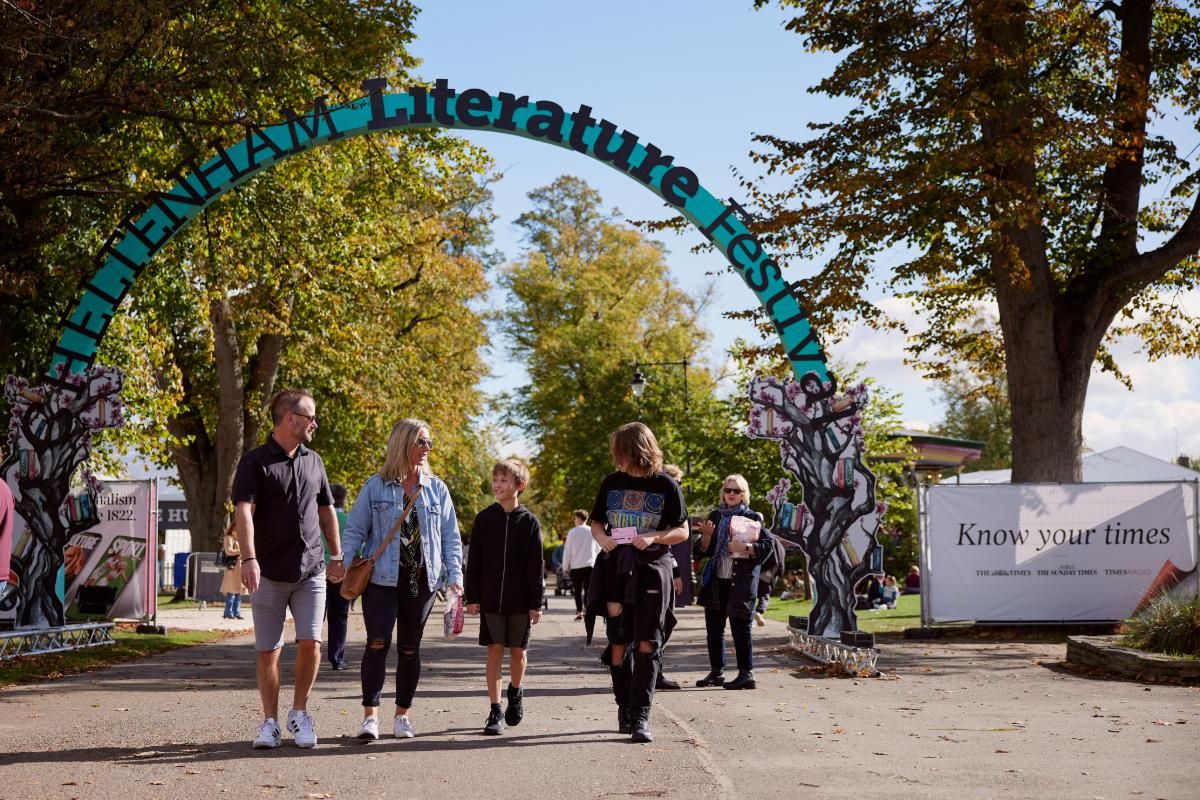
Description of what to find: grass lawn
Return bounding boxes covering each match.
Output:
[156,592,204,609]
[0,627,229,688]
[764,593,922,635]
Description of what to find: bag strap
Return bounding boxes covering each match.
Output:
[366,488,421,563]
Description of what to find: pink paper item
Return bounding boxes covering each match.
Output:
[611,526,638,545]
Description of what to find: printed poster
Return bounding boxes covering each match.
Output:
[64,480,156,622]
[924,482,1197,623]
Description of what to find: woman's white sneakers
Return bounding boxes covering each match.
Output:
[358,716,380,740]
[393,715,416,738]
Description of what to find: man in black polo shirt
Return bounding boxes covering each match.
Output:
[233,388,341,750]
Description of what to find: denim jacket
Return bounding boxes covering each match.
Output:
[341,471,463,592]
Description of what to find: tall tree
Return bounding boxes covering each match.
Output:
[748,0,1200,481]
[499,176,714,526]
[0,0,420,383]
[100,143,494,550]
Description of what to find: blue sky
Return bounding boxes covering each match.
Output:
[409,1,1200,463]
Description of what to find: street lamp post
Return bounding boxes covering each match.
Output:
[630,359,690,480]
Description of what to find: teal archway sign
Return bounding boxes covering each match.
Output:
[8,79,866,633]
[49,78,829,386]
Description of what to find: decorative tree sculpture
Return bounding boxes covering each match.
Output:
[1,365,124,628]
[748,373,883,637]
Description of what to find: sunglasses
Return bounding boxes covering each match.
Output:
[414,437,434,450]
[290,411,317,424]
[723,487,743,495]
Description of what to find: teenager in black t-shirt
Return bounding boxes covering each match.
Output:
[587,422,687,743]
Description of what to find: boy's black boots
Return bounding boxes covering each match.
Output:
[629,649,660,743]
[609,660,632,734]
[504,683,524,726]
[484,703,505,735]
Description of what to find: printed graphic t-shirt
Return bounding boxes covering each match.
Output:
[590,471,687,539]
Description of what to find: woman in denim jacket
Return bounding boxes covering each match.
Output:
[329,418,463,741]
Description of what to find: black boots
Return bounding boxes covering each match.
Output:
[724,670,757,690]
[609,661,632,733]
[483,704,504,735]
[696,670,725,687]
[655,673,681,690]
[504,683,524,726]
[630,712,653,743]
[629,650,660,743]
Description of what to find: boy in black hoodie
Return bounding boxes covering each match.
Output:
[464,459,544,736]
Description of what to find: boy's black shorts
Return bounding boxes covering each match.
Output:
[480,611,532,648]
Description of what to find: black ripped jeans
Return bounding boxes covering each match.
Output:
[360,573,437,709]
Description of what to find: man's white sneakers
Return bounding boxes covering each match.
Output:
[286,708,318,748]
[252,718,281,749]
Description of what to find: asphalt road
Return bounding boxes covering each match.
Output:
[1,598,1197,799]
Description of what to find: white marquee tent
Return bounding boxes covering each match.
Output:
[942,446,1198,484]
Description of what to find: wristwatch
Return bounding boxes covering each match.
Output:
[329,554,344,562]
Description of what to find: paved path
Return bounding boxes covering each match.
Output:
[1,598,1197,799]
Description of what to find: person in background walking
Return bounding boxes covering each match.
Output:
[233,388,340,749]
[325,483,352,670]
[329,419,463,741]
[220,523,245,620]
[695,474,772,691]
[561,509,599,621]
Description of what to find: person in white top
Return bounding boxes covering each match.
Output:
[561,509,601,620]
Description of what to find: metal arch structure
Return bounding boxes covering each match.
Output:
[47,78,830,385]
[5,78,882,637]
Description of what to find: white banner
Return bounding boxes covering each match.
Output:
[64,480,156,622]
[924,482,1197,623]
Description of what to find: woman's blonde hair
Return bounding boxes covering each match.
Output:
[719,473,751,506]
[381,418,431,482]
[609,422,663,476]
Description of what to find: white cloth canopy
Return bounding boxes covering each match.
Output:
[944,446,1198,484]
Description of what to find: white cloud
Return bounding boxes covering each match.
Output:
[1084,398,1200,461]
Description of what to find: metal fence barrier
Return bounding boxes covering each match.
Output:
[787,627,880,675]
[0,622,115,660]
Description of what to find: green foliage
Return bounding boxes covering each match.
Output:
[0,0,422,385]
[499,176,716,527]
[98,136,495,545]
[765,592,921,635]
[1120,593,1200,658]
[0,628,227,688]
[933,313,1013,471]
[747,1,1200,481]
[0,1,499,545]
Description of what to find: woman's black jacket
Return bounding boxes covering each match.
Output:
[694,508,772,620]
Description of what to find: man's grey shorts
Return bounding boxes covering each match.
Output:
[251,573,325,651]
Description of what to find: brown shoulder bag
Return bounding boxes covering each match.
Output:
[339,490,420,601]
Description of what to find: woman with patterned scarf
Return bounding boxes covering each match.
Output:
[694,474,771,690]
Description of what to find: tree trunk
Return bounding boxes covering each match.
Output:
[807,550,858,638]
